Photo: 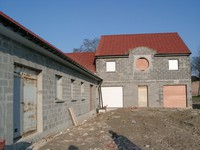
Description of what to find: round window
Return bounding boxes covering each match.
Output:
[136,58,149,71]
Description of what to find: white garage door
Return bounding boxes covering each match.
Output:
[101,87,123,107]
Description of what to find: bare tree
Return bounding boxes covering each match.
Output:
[191,46,200,95]
[191,56,200,76]
[73,38,99,52]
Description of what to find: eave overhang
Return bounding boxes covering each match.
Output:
[0,12,102,82]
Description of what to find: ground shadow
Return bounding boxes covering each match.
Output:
[68,145,79,150]
[5,141,32,150]
[192,104,200,109]
[109,130,142,150]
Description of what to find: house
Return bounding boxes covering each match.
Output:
[0,11,102,148]
[68,33,192,108]
[96,33,192,108]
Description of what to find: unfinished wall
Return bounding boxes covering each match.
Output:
[96,47,192,108]
[0,33,100,145]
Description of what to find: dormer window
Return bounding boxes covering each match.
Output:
[106,61,116,72]
[168,60,178,70]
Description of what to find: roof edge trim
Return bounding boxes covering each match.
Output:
[0,11,102,81]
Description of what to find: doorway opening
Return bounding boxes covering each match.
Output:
[138,85,148,107]
[13,65,42,140]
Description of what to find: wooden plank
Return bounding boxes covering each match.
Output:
[68,107,78,126]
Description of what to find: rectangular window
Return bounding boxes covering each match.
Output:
[71,79,75,99]
[81,82,85,101]
[106,61,116,72]
[81,82,84,95]
[169,60,178,70]
[55,75,62,100]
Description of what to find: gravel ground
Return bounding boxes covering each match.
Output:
[29,107,200,150]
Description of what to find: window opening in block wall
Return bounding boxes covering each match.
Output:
[71,79,75,99]
[81,82,84,98]
[55,75,62,100]
[106,61,116,72]
[136,58,149,71]
[169,60,178,70]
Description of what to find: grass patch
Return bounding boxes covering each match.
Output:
[192,95,200,104]
[192,95,200,101]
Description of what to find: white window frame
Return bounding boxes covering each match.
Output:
[106,61,116,72]
[168,60,178,70]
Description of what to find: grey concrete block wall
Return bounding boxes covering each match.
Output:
[0,33,100,145]
[0,35,14,144]
[96,47,192,108]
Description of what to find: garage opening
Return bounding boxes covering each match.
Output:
[163,85,187,108]
[101,87,123,108]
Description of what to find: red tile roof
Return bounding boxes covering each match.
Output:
[65,52,96,73]
[96,33,191,56]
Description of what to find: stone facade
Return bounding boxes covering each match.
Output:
[0,32,101,146]
[96,47,192,107]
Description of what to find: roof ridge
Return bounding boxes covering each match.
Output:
[96,32,190,56]
[100,32,178,37]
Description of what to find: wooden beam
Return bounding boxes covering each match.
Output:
[68,107,78,126]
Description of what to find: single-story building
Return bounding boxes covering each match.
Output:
[0,12,102,148]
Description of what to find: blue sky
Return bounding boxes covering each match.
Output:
[0,0,200,56]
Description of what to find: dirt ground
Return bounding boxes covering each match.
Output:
[29,107,200,150]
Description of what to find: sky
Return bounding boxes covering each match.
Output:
[0,0,200,56]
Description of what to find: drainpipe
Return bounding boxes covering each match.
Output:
[98,80,103,109]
